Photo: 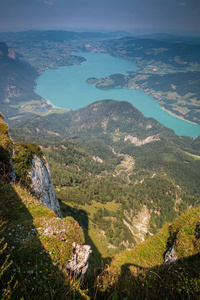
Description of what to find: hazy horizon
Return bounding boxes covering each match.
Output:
[1,0,200,33]
[1,28,200,36]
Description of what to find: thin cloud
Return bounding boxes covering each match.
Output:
[178,2,186,6]
[44,1,54,5]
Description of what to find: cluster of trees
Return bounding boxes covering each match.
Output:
[9,100,200,250]
[12,143,44,185]
[40,135,200,248]
[137,72,200,96]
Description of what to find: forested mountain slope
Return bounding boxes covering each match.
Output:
[9,99,179,143]
[10,100,200,256]
[2,110,199,299]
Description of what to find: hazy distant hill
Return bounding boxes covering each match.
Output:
[0,42,51,122]
[137,32,200,45]
[0,30,131,44]
[102,36,200,67]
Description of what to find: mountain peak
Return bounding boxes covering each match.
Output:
[0,42,16,60]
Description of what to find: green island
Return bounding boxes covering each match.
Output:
[85,77,98,84]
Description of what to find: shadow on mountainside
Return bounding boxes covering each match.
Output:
[59,201,111,269]
[98,254,200,300]
[60,201,115,299]
[0,181,85,299]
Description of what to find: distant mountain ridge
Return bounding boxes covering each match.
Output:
[10,99,171,143]
[0,30,131,44]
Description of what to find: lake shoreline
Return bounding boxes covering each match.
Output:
[36,51,200,138]
[160,105,199,126]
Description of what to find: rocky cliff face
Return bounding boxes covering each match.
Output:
[28,155,92,276]
[28,154,62,217]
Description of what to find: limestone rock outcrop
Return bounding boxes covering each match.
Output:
[8,47,16,60]
[9,149,16,184]
[164,245,177,266]
[123,205,151,244]
[0,43,16,60]
[124,134,160,146]
[66,242,92,279]
[28,155,62,217]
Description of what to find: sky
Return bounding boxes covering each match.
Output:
[0,0,200,33]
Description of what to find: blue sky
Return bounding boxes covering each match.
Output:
[0,0,200,33]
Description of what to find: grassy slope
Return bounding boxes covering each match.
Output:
[97,207,200,299]
[0,183,88,299]
[0,114,88,299]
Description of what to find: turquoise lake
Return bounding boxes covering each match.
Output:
[36,52,200,138]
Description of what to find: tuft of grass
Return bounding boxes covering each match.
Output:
[169,207,200,258]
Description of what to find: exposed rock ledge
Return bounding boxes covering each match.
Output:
[164,245,177,266]
[123,205,151,243]
[28,155,62,217]
[66,242,92,279]
[124,134,160,146]
[8,47,16,60]
[92,156,103,163]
